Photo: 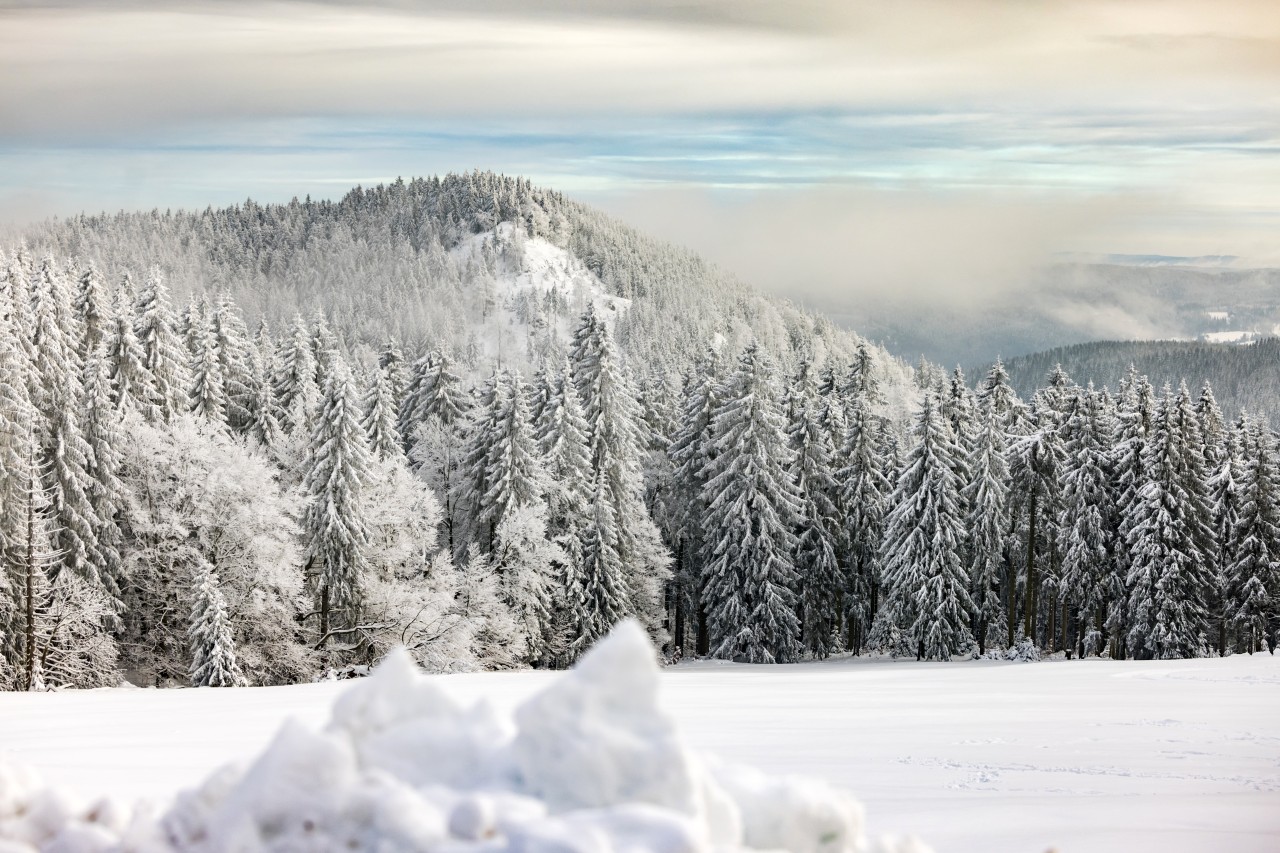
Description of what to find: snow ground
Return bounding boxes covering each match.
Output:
[2,652,1277,852]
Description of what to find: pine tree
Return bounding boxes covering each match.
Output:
[964,403,1010,654]
[103,283,154,415]
[188,313,228,424]
[274,315,321,435]
[188,565,247,687]
[1226,417,1279,654]
[80,351,127,600]
[133,269,192,421]
[837,393,891,651]
[570,305,670,633]
[479,370,546,549]
[1057,386,1115,656]
[73,264,111,359]
[699,342,801,663]
[788,366,843,658]
[212,295,255,432]
[1108,368,1156,658]
[1125,386,1216,659]
[303,358,374,644]
[1007,416,1064,648]
[361,366,405,463]
[875,396,974,661]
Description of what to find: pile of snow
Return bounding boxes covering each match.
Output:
[0,621,924,852]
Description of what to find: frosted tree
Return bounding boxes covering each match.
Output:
[699,342,801,663]
[569,468,632,659]
[133,269,192,421]
[487,504,563,665]
[73,264,110,359]
[837,393,891,650]
[1007,417,1064,648]
[1226,417,1279,654]
[378,338,408,402]
[1057,387,1115,656]
[188,313,228,424]
[361,366,404,463]
[570,305,670,633]
[479,370,547,552]
[1125,386,1216,659]
[666,348,722,655]
[1107,368,1156,658]
[963,403,1010,654]
[244,343,284,452]
[103,284,154,415]
[788,368,843,658]
[451,371,503,555]
[212,295,255,431]
[274,315,321,435]
[188,565,247,687]
[80,351,128,598]
[303,358,374,646]
[0,308,37,684]
[875,396,974,661]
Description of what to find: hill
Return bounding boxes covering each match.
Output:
[996,337,1280,425]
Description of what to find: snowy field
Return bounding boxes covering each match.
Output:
[2,650,1277,852]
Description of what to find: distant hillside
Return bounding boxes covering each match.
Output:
[19,172,918,423]
[849,262,1280,367]
[997,338,1280,425]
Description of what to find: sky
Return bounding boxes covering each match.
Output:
[2,0,1278,309]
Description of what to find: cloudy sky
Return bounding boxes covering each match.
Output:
[2,0,1278,305]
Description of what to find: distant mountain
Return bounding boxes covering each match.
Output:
[20,172,919,422]
[996,338,1280,425]
[849,262,1280,368]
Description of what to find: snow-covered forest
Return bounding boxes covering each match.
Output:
[1,175,1277,691]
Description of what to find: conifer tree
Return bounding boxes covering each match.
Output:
[274,315,321,434]
[1057,386,1115,655]
[133,269,191,421]
[361,366,405,463]
[788,367,843,658]
[104,284,154,415]
[73,264,110,359]
[875,396,974,660]
[1125,386,1216,659]
[212,295,255,431]
[699,342,801,663]
[80,351,127,599]
[479,370,546,550]
[188,565,247,687]
[964,403,1010,654]
[1008,416,1064,647]
[1226,417,1279,653]
[188,314,228,424]
[570,305,669,632]
[838,393,891,649]
[303,358,374,644]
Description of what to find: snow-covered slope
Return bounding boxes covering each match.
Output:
[3,643,1277,852]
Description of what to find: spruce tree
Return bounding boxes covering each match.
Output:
[964,403,1010,654]
[73,264,110,359]
[361,366,405,463]
[188,313,229,424]
[133,269,192,421]
[188,565,247,687]
[103,284,154,415]
[1226,417,1279,654]
[875,395,974,661]
[274,315,321,435]
[699,342,801,663]
[838,393,891,650]
[303,358,374,643]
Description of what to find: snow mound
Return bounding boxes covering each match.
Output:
[0,621,927,852]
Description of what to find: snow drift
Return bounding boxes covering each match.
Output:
[0,621,925,853]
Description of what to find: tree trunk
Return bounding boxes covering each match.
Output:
[695,602,709,656]
[319,584,330,647]
[1023,491,1038,642]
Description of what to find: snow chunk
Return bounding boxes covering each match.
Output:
[0,621,885,852]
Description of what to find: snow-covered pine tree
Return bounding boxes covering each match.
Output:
[188,312,229,424]
[478,370,546,551]
[875,395,975,661]
[699,342,802,664]
[1125,385,1217,659]
[1107,368,1155,658]
[133,269,192,421]
[80,351,127,600]
[1225,415,1279,654]
[838,392,891,650]
[104,283,154,416]
[666,348,722,655]
[378,338,408,402]
[570,304,670,635]
[188,564,247,687]
[787,363,843,658]
[1007,412,1064,648]
[361,366,405,463]
[274,315,321,435]
[303,357,374,646]
[963,402,1011,654]
[486,503,563,665]
[211,295,255,432]
[73,264,110,359]
[244,340,284,452]
[1057,386,1115,656]
[569,467,632,659]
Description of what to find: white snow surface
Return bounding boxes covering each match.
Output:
[0,622,873,853]
[1,635,1278,852]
